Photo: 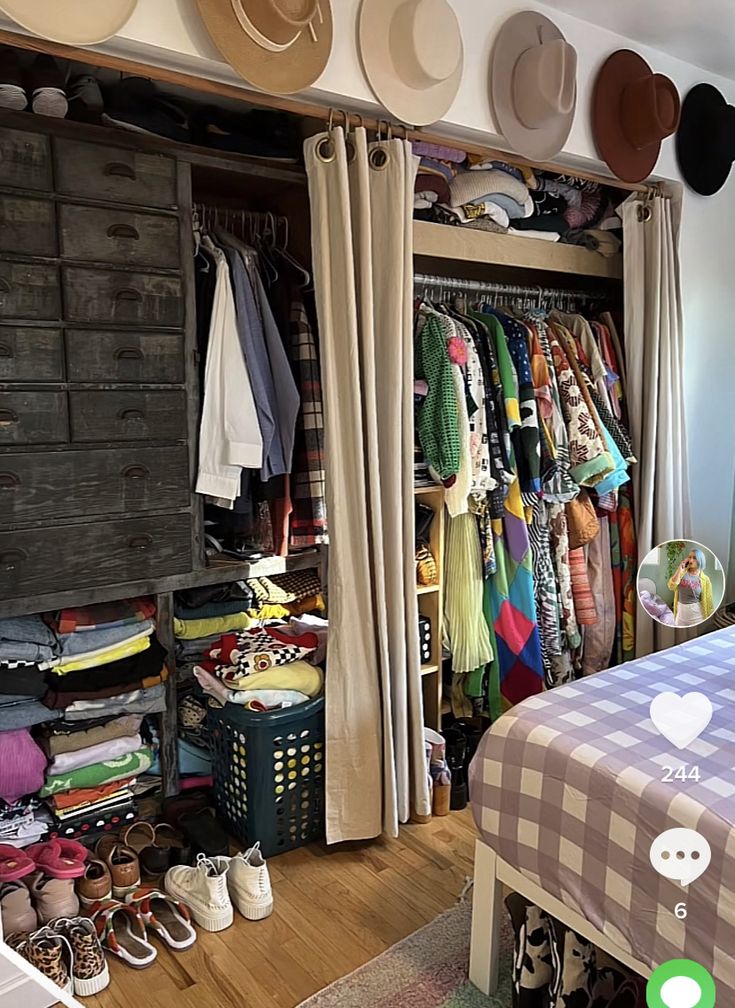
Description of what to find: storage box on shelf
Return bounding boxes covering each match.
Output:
[415,484,444,731]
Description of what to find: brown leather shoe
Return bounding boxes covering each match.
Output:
[103,844,140,900]
[76,857,112,908]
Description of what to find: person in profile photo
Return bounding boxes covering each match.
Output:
[668,547,714,627]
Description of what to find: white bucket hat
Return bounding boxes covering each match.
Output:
[491,11,578,162]
[359,0,464,127]
[0,0,138,45]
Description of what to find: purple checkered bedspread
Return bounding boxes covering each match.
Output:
[469,626,735,997]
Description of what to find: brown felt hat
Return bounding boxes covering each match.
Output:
[195,0,333,96]
[593,49,680,183]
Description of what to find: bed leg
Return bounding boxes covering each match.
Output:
[469,839,503,995]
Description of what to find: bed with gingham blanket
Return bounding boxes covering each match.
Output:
[469,626,735,998]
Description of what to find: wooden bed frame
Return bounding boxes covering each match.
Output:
[469,838,652,995]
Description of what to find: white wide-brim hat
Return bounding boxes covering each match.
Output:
[491,10,578,162]
[0,0,138,45]
[359,0,464,127]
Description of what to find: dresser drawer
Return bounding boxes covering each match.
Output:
[0,196,56,257]
[58,204,180,268]
[0,445,190,525]
[0,391,68,445]
[0,261,60,321]
[54,138,177,208]
[0,515,192,601]
[62,266,183,327]
[0,328,63,381]
[0,128,52,191]
[65,330,185,383]
[69,389,187,442]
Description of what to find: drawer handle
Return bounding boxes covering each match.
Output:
[118,408,145,422]
[104,162,137,181]
[107,224,140,241]
[0,548,26,570]
[0,471,19,490]
[0,343,11,358]
[114,346,143,361]
[122,464,149,480]
[114,288,142,304]
[0,408,18,426]
[128,534,153,551]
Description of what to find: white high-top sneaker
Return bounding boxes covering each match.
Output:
[165,854,233,932]
[213,843,273,921]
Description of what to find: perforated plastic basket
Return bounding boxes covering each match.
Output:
[208,697,325,858]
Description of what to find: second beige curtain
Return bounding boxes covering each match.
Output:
[305,127,431,842]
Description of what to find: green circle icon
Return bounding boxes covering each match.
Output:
[647,960,716,1008]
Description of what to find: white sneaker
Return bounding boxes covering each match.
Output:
[213,843,273,921]
[164,854,233,932]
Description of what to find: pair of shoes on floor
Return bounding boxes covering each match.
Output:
[0,840,88,933]
[0,48,68,118]
[7,915,110,997]
[165,844,273,933]
[77,831,147,907]
[120,820,189,879]
[89,888,196,969]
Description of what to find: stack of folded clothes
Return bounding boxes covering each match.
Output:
[412,141,467,215]
[444,159,537,236]
[37,599,163,840]
[193,617,327,711]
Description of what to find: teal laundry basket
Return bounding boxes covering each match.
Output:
[208,697,325,858]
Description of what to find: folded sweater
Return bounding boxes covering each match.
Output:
[40,746,153,797]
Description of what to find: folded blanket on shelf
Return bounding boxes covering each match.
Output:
[53,787,135,820]
[40,746,153,796]
[173,613,255,640]
[57,620,155,659]
[0,664,46,697]
[449,169,530,208]
[49,733,143,775]
[46,638,167,693]
[0,698,62,731]
[43,715,143,757]
[174,598,258,621]
[61,683,167,721]
[0,728,47,804]
[43,666,168,710]
[53,631,152,674]
[55,598,156,635]
[50,776,137,812]
[0,615,58,665]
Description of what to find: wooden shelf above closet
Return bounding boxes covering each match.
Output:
[413,220,623,281]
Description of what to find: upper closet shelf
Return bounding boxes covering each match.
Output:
[413,220,622,280]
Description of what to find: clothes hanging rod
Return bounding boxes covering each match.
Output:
[413,272,602,302]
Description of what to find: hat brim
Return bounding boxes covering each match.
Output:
[0,0,138,44]
[359,0,463,127]
[196,0,333,96]
[491,11,575,163]
[593,50,662,184]
[676,84,733,196]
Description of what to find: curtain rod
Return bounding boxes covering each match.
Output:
[414,272,604,302]
[0,28,651,196]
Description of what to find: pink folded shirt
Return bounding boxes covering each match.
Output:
[0,729,46,804]
[50,733,143,775]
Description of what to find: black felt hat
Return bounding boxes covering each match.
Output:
[676,83,735,196]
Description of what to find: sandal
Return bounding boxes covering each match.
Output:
[140,824,190,878]
[0,844,35,882]
[90,899,157,969]
[125,888,197,951]
[27,839,87,879]
[121,821,156,854]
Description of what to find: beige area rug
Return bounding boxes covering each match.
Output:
[297,900,513,1007]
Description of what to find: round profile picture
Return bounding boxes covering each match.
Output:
[637,540,725,629]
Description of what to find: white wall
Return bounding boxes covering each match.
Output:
[4,0,732,590]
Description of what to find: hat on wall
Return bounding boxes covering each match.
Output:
[676,84,735,196]
[359,0,464,127]
[195,0,333,95]
[593,50,680,184]
[491,11,577,163]
[0,0,138,45]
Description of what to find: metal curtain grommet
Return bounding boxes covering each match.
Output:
[369,145,389,170]
[316,136,336,163]
[637,202,652,223]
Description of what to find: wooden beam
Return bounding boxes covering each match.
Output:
[0,28,649,194]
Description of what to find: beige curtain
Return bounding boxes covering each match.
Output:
[622,188,691,656]
[305,127,431,842]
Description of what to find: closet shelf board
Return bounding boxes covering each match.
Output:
[421,664,440,676]
[417,584,440,595]
[413,220,623,280]
[414,484,444,495]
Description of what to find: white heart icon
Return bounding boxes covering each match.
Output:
[650,692,713,749]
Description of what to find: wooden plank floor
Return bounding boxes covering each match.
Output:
[90,809,477,1008]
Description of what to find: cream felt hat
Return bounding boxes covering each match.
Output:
[359,0,464,127]
[491,11,578,162]
[196,0,333,96]
[0,0,138,45]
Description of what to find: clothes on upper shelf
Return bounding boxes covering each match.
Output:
[193,215,327,555]
[415,297,637,719]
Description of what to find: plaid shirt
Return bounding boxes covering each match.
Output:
[289,300,328,546]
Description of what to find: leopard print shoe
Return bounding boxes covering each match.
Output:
[23,927,73,994]
[48,917,110,997]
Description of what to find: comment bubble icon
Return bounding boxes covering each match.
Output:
[649,828,711,887]
[647,959,716,1008]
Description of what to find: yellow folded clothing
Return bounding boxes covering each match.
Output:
[248,603,290,621]
[55,634,150,674]
[228,660,324,697]
[174,613,255,640]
